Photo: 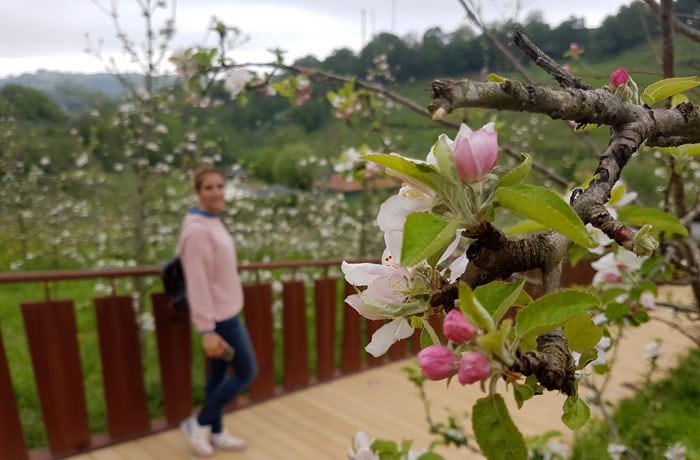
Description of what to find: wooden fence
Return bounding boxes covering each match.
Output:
[0,259,594,460]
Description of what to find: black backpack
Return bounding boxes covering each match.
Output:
[161,256,189,313]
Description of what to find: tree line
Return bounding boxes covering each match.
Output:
[295,0,698,81]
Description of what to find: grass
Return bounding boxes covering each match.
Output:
[571,347,700,460]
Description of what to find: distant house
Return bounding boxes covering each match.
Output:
[314,173,400,195]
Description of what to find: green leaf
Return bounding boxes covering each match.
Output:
[503,219,549,236]
[561,396,590,430]
[487,73,506,82]
[401,213,460,267]
[630,280,659,298]
[363,153,438,190]
[496,184,597,248]
[515,290,599,340]
[459,282,495,332]
[606,302,630,321]
[432,135,460,185]
[371,439,398,454]
[600,287,628,304]
[576,348,599,369]
[497,152,532,188]
[476,331,506,355]
[474,279,527,325]
[654,143,700,156]
[631,309,650,325]
[608,182,628,206]
[617,205,688,237]
[513,383,535,409]
[563,314,603,353]
[671,93,689,106]
[641,76,700,106]
[472,394,528,460]
[416,452,445,460]
[421,320,442,347]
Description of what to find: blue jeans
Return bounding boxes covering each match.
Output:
[196,315,258,433]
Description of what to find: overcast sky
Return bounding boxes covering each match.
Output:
[0,0,635,78]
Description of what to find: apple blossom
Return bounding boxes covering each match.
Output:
[591,248,645,288]
[452,122,499,183]
[590,335,612,366]
[348,431,379,460]
[224,69,253,97]
[458,351,491,384]
[664,443,687,460]
[608,443,627,460]
[342,241,427,357]
[443,309,477,343]
[418,345,457,380]
[640,291,656,311]
[644,341,662,360]
[366,318,415,357]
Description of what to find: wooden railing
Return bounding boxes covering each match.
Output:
[0,259,595,460]
[0,258,416,460]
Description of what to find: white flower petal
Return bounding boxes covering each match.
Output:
[447,253,468,283]
[395,317,414,340]
[365,318,414,357]
[341,261,393,286]
[345,294,383,321]
[377,191,433,232]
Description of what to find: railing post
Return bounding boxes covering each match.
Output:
[95,295,151,439]
[340,282,362,374]
[151,293,193,425]
[243,283,275,399]
[0,327,28,460]
[314,278,337,381]
[282,280,309,390]
[21,300,91,455]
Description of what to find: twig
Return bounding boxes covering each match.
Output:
[511,25,591,90]
[455,0,533,83]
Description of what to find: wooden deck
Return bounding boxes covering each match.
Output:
[67,287,697,460]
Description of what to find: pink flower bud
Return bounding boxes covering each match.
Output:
[453,122,499,183]
[569,43,580,52]
[458,351,491,385]
[610,67,630,87]
[418,345,457,380]
[443,310,477,343]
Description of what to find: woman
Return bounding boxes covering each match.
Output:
[179,166,258,457]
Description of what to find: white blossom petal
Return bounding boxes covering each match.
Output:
[365,318,414,357]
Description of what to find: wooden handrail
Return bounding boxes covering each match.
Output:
[0,257,385,459]
[0,257,380,284]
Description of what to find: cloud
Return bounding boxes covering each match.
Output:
[0,0,634,77]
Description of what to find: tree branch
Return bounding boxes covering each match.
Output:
[456,0,533,83]
[643,0,700,43]
[511,25,591,90]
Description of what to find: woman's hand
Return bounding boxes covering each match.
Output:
[202,332,227,358]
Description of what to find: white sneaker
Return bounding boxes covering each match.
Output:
[181,416,214,457]
[211,429,247,451]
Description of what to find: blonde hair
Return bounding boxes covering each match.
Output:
[193,166,225,192]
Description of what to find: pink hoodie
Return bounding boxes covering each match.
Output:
[178,211,243,332]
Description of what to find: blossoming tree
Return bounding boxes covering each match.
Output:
[162,1,699,458]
